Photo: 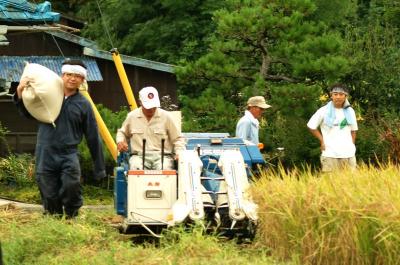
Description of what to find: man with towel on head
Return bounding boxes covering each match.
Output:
[14,59,106,219]
[307,83,358,172]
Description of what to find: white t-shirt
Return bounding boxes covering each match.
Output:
[307,105,358,158]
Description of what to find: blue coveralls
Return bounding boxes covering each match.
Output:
[14,91,105,217]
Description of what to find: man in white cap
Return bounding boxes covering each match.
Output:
[116,86,184,170]
[307,83,358,172]
[14,59,106,219]
[236,96,271,145]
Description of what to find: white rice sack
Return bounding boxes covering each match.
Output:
[20,63,63,126]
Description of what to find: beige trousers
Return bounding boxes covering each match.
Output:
[129,152,174,170]
[321,156,357,172]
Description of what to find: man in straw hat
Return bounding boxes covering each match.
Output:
[307,83,358,172]
[236,96,271,145]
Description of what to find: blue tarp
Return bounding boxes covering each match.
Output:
[0,0,60,22]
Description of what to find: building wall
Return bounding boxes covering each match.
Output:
[0,32,82,56]
[90,58,177,111]
[0,31,177,154]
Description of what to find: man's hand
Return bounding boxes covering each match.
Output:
[308,128,325,152]
[94,170,106,181]
[320,141,326,151]
[16,77,30,99]
[117,141,129,152]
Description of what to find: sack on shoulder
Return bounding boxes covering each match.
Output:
[20,63,63,126]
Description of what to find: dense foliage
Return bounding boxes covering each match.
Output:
[74,0,225,64]
[177,0,350,165]
[48,0,400,168]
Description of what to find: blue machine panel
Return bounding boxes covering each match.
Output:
[185,134,265,168]
[114,167,127,216]
[246,145,265,165]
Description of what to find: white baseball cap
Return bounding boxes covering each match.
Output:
[139,86,160,109]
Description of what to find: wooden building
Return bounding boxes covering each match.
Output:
[0,1,177,155]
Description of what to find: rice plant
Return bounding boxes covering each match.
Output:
[252,163,400,265]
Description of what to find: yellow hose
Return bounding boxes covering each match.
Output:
[111,49,138,110]
[80,83,117,160]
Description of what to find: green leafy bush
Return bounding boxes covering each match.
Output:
[0,121,10,155]
[266,84,323,167]
[0,153,35,187]
[364,111,400,164]
[181,89,238,133]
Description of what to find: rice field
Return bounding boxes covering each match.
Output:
[1,164,400,264]
[253,163,400,264]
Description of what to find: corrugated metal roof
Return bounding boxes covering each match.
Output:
[83,47,176,74]
[0,56,103,82]
[45,31,176,73]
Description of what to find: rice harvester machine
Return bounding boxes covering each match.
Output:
[114,133,265,238]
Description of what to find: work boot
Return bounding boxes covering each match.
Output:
[64,208,79,219]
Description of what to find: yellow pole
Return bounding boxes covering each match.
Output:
[111,48,137,110]
[80,84,117,160]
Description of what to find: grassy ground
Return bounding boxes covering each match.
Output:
[0,208,286,265]
[0,184,113,205]
[2,164,400,264]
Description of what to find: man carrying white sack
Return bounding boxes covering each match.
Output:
[14,59,106,219]
[116,86,185,170]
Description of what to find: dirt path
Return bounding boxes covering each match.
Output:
[0,198,112,212]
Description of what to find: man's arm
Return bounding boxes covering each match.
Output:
[308,128,325,151]
[307,108,325,151]
[116,117,130,152]
[349,108,358,144]
[166,113,185,160]
[351,130,356,144]
[13,78,33,119]
[236,119,251,141]
[83,104,106,180]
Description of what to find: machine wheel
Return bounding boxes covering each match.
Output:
[246,220,257,241]
[119,222,130,234]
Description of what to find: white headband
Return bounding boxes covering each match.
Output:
[61,64,87,79]
[330,87,348,95]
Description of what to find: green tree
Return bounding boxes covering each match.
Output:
[311,0,357,27]
[343,0,400,114]
[50,0,91,16]
[78,0,224,64]
[267,84,323,166]
[179,0,349,95]
[177,0,350,165]
[333,0,400,164]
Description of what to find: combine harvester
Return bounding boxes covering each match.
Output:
[114,132,265,239]
[76,8,264,238]
[83,47,263,240]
